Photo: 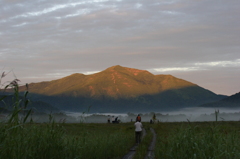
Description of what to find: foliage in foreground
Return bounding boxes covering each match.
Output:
[0,122,134,159]
[154,122,240,159]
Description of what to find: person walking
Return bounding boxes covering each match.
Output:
[134,118,143,144]
[136,114,141,122]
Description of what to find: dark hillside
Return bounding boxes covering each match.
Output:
[200,92,240,108]
[0,95,60,113]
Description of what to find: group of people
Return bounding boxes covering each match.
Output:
[107,116,119,123]
[107,114,143,144]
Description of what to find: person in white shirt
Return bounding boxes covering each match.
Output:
[134,120,143,144]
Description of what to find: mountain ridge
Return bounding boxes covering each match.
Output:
[24,65,197,98]
[17,65,226,112]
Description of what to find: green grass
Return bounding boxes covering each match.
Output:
[62,123,135,158]
[1,119,240,159]
[153,122,240,159]
[0,122,135,159]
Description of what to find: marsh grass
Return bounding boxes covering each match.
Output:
[62,123,135,159]
[0,120,135,159]
[0,123,65,158]
[154,122,240,159]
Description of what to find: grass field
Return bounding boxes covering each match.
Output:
[153,121,240,159]
[1,80,240,159]
[1,121,240,159]
[0,121,136,159]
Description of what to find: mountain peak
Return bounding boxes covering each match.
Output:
[105,65,152,76]
[108,65,123,69]
[105,65,126,71]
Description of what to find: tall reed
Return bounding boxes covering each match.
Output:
[154,122,240,159]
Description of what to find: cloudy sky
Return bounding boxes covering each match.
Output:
[1,0,239,96]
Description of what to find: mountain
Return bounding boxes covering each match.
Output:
[200,92,240,108]
[18,65,226,113]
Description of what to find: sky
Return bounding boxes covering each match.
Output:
[1,0,240,96]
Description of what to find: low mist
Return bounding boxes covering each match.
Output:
[1,107,239,123]
[65,107,240,123]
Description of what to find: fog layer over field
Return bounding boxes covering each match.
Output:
[1,107,239,123]
[63,107,240,123]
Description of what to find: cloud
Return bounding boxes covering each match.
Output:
[195,59,240,67]
[148,59,240,74]
[149,67,199,73]
[134,3,142,9]
[11,22,28,27]
[1,0,113,24]
[61,9,91,18]
[84,71,100,75]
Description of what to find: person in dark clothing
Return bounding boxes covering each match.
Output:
[115,117,118,122]
[136,114,141,122]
